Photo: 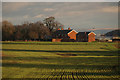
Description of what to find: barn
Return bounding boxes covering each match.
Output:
[76,32,96,42]
[52,28,78,42]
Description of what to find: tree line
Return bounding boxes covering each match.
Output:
[2,17,64,41]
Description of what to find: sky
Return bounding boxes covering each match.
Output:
[2,2,118,33]
[2,0,120,2]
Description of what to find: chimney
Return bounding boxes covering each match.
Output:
[61,28,64,30]
[85,32,86,34]
[68,27,71,30]
[58,28,60,30]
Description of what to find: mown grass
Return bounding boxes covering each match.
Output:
[1,41,119,79]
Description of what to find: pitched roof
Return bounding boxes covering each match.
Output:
[88,32,96,35]
[77,32,91,36]
[54,30,72,35]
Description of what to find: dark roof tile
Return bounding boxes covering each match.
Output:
[54,30,72,35]
[77,32,91,36]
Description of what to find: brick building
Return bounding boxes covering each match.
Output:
[52,28,96,42]
[76,32,96,42]
[52,28,78,42]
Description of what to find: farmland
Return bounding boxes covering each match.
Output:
[1,41,120,79]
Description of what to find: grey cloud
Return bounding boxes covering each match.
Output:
[2,2,118,31]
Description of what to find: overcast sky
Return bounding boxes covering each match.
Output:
[2,2,118,31]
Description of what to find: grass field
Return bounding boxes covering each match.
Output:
[1,41,120,79]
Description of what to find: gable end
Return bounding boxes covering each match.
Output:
[88,32,96,35]
[68,30,78,35]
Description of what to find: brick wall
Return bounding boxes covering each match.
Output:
[68,30,77,40]
[76,35,88,42]
[88,33,95,42]
[52,39,62,42]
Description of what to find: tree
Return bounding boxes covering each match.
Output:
[20,22,30,40]
[27,21,50,40]
[43,16,64,33]
[0,22,2,41]
[28,23,39,40]
[28,31,39,40]
[2,21,15,40]
[34,21,50,40]
[2,17,63,41]
[14,25,23,40]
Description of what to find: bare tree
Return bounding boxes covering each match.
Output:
[14,26,23,40]
[27,21,50,40]
[35,21,50,39]
[20,21,30,40]
[43,16,64,32]
[2,21,15,40]
[28,23,39,40]
[2,18,63,41]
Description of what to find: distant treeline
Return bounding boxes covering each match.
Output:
[2,17,64,41]
[105,29,120,37]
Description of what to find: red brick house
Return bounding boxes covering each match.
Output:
[52,28,96,42]
[76,32,96,42]
[52,28,78,42]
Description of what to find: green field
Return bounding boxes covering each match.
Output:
[2,41,120,79]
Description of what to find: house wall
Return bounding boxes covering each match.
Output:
[76,35,88,42]
[68,31,77,40]
[88,33,95,42]
[52,39,62,42]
